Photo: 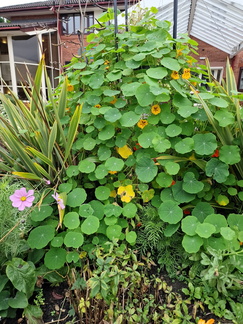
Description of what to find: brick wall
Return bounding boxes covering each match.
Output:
[190,36,229,75]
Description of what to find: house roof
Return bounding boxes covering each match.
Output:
[0,0,125,10]
[154,0,243,57]
[0,18,57,30]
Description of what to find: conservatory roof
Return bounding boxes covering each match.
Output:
[150,0,243,57]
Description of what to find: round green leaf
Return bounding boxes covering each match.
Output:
[228,213,243,231]
[98,124,115,141]
[66,165,79,177]
[121,82,140,97]
[181,216,199,236]
[182,172,204,194]
[95,186,111,200]
[51,236,64,247]
[182,235,203,253]
[104,108,122,122]
[172,181,195,203]
[158,201,183,224]
[156,172,173,187]
[209,97,228,108]
[98,145,111,161]
[126,231,137,244]
[78,160,96,173]
[104,204,122,217]
[106,224,122,240]
[192,202,214,223]
[123,203,137,218]
[135,84,156,107]
[104,216,117,225]
[44,247,67,270]
[63,212,80,229]
[152,136,171,152]
[165,124,182,137]
[89,200,104,220]
[81,216,100,235]
[31,205,53,222]
[58,183,72,193]
[164,162,180,175]
[178,105,198,118]
[64,232,84,248]
[220,227,236,241]
[95,164,109,179]
[67,188,87,207]
[164,223,180,237]
[83,138,96,151]
[120,111,140,127]
[219,145,241,165]
[138,132,156,148]
[160,112,175,124]
[105,157,124,171]
[27,225,55,249]
[66,251,80,263]
[161,57,180,71]
[174,138,194,154]
[146,67,168,79]
[195,223,216,238]
[135,156,158,183]
[79,204,94,217]
[204,214,228,233]
[214,110,234,127]
[193,133,217,155]
[206,159,229,183]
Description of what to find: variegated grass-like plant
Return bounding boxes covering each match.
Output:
[0,56,82,184]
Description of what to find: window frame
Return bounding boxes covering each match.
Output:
[238,67,243,92]
[61,12,94,35]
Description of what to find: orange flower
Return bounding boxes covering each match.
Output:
[108,171,117,174]
[137,119,148,129]
[171,71,180,80]
[211,149,219,157]
[67,84,74,91]
[105,66,110,70]
[176,49,183,57]
[94,104,101,108]
[110,96,117,105]
[151,104,161,115]
[170,180,176,186]
[182,68,191,79]
[104,60,110,65]
[198,319,215,324]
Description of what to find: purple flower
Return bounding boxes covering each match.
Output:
[9,187,35,211]
[52,193,65,210]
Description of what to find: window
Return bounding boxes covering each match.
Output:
[61,12,94,34]
[238,68,243,92]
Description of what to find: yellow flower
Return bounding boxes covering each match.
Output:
[104,60,110,65]
[151,104,161,115]
[182,68,191,79]
[137,119,148,129]
[110,190,117,198]
[171,71,180,80]
[108,171,117,174]
[110,96,117,105]
[67,84,74,91]
[94,104,101,108]
[118,185,135,203]
[187,59,193,66]
[116,145,133,159]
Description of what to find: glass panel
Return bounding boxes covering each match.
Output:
[74,15,81,33]
[12,35,39,63]
[67,17,74,34]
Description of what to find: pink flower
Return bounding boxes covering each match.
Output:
[9,187,35,211]
[52,193,65,210]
